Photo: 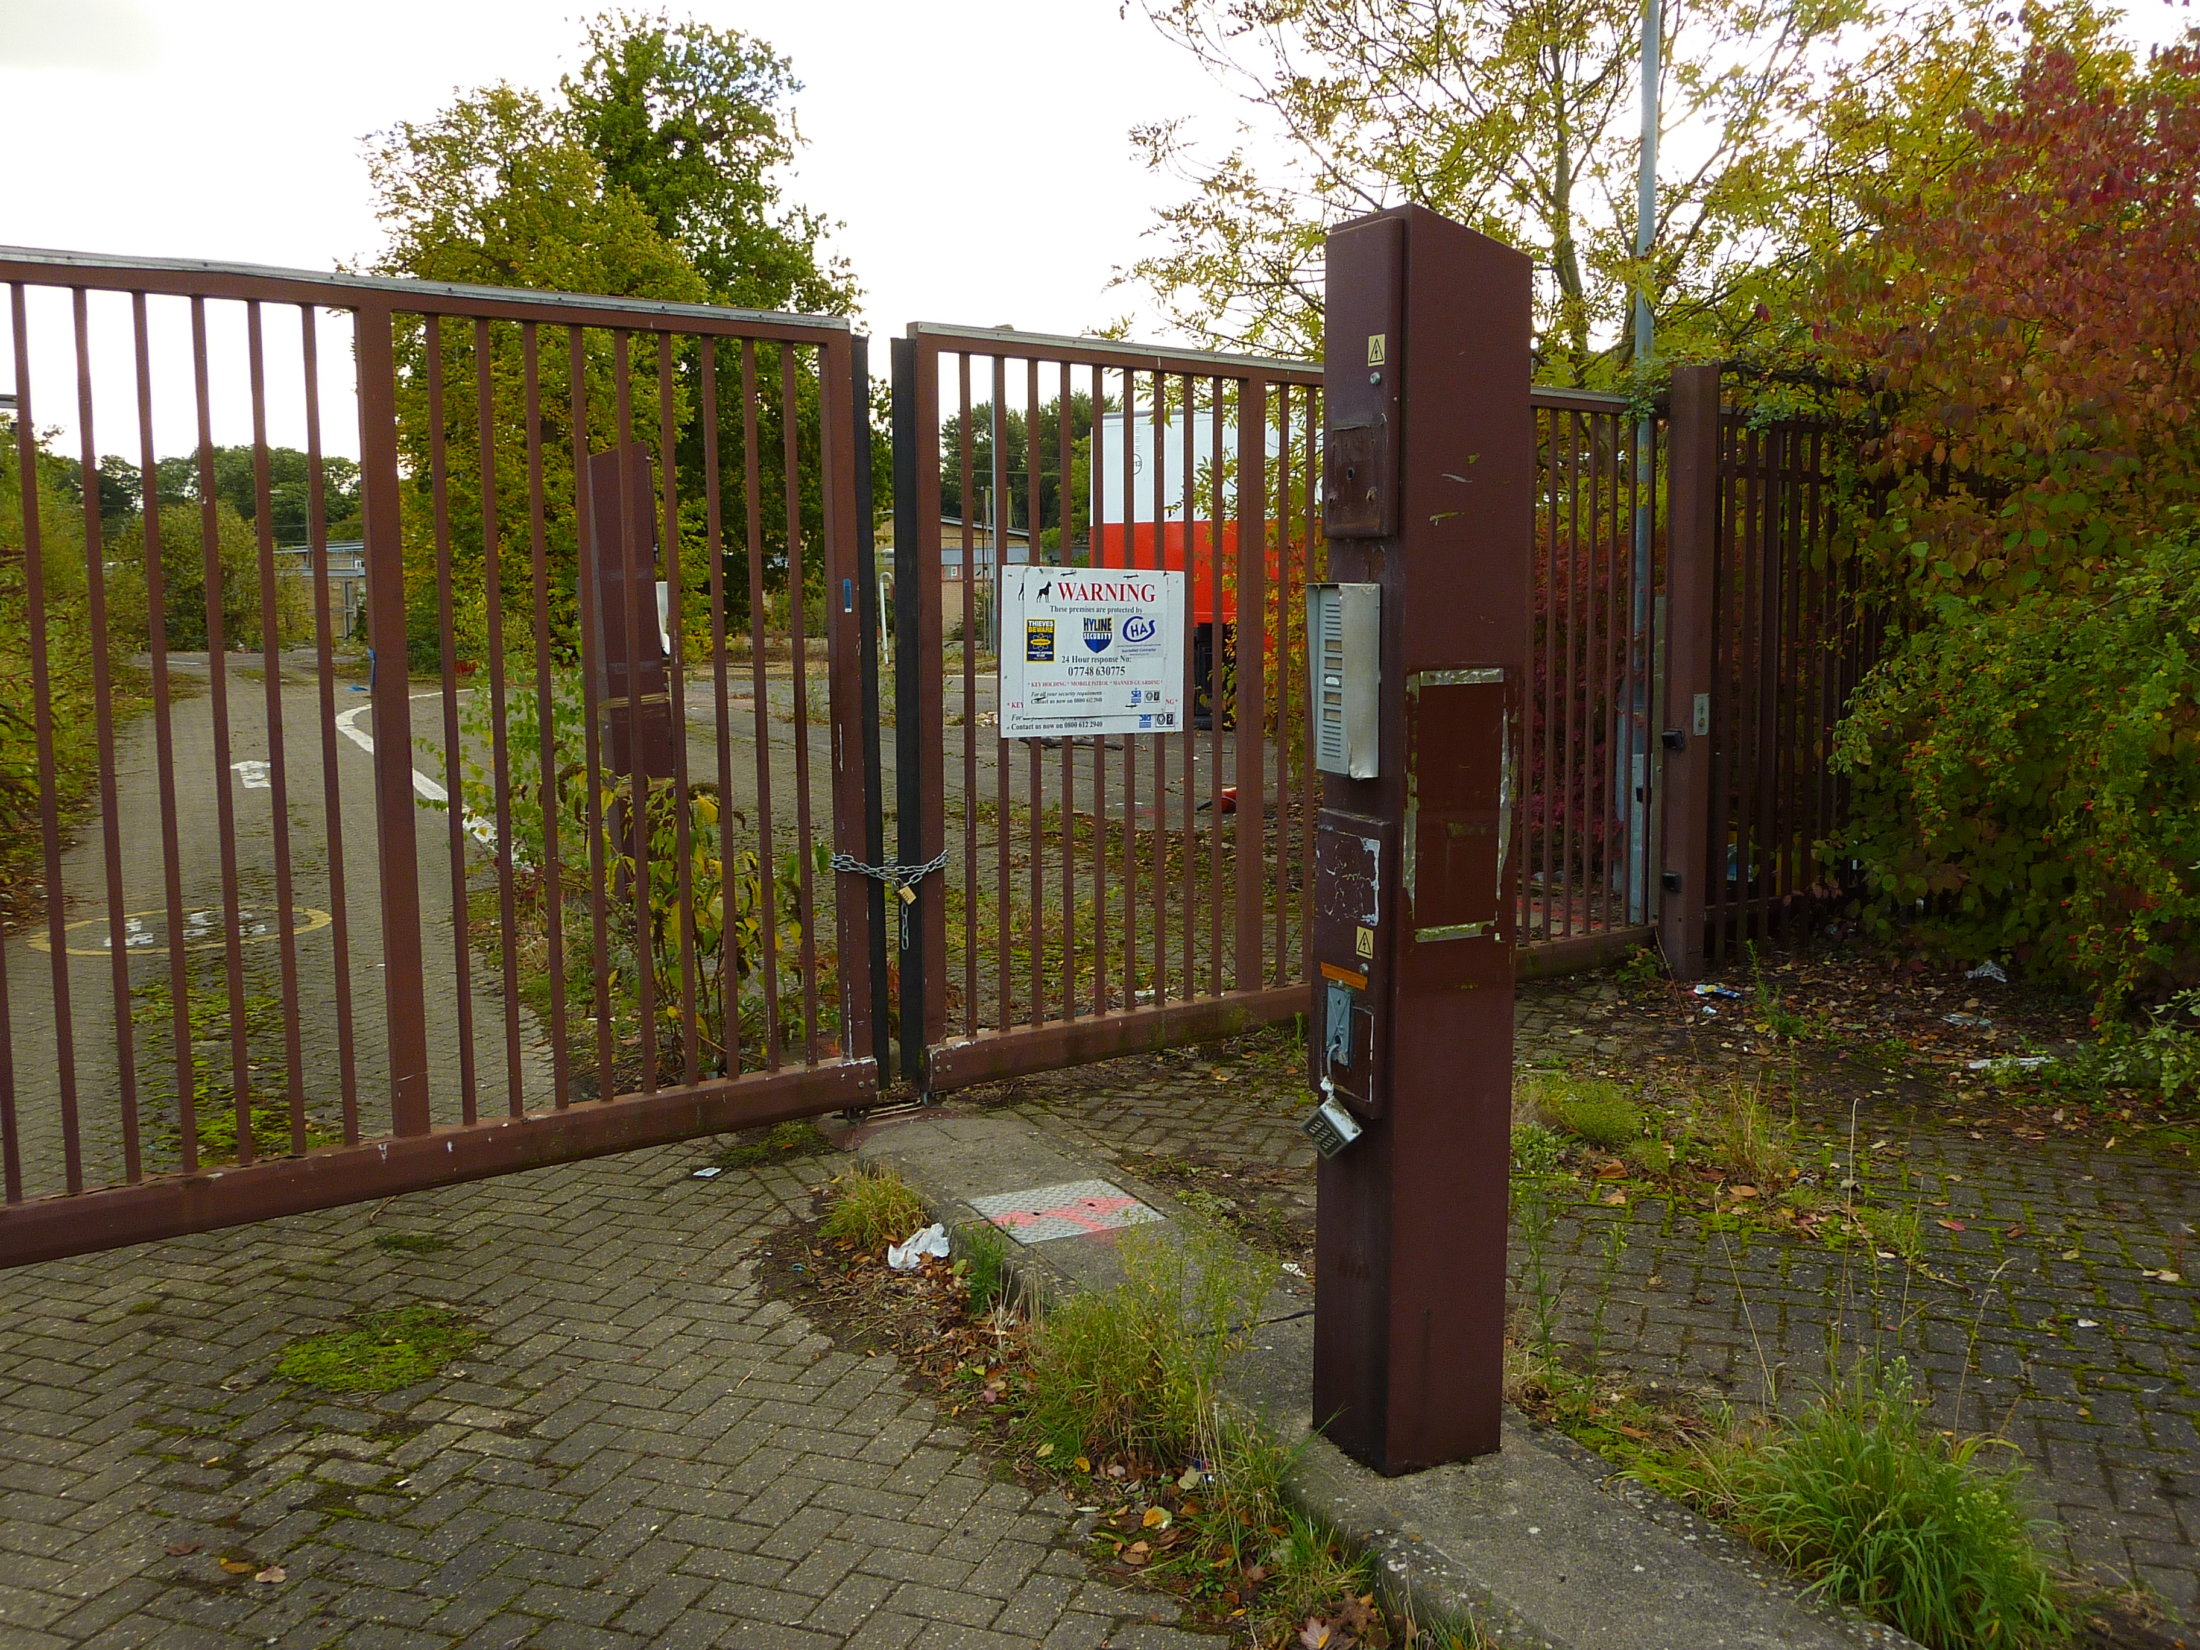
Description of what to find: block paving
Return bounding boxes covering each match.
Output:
[0,1147,1220,1648]
[979,976,2200,1626]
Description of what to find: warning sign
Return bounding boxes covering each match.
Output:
[997,565,1185,738]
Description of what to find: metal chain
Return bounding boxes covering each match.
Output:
[829,848,950,948]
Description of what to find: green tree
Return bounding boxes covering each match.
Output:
[365,17,850,670]
[1123,0,2138,385]
[562,10,858,314]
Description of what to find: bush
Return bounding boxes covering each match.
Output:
[1020,1224,1272,1470]
[819,1165,929,1251]
[1833,526,2200,1018]
[1645,1359,2072,1650]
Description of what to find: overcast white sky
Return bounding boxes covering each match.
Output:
[0,0,1239,342]
[6,0,2194,335]
[1,0,2189,462]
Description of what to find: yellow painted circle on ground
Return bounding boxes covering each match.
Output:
[27,906,335,957]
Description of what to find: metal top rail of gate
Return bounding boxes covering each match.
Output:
[0,248,874,1265]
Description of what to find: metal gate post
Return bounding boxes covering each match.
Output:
[850,336,893,1073]
[1309,207,1532,1472]
[354,302,433,1137]
[889,337,942,1083]
[1657,364,1720,980]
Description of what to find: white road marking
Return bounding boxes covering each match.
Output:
[231,759,272,790]
[336,696,499,849]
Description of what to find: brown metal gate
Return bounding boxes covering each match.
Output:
[884,331,1671,1087]
[0,248,877,1266]
[0,253,1859,1267]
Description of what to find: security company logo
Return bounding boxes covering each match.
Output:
[1082,617,1114,654]
[1024,620,1055,662]
[1121,613,1158,645]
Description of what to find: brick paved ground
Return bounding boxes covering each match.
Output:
[0,1145,1220,1649]
[970,976,2200,1627]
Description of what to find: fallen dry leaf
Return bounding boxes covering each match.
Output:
[1142,1506,1171,1530]
[1937,1219,1967,1232]
[217,1557,254,1575]
[253,1566,286,1585]
[164,1542,202,1557]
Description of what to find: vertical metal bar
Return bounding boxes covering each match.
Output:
[958,352,978,1034]
[1559,413,1582,940]
[849,335,891,1068]
[1119,368,1138,1006]
[11,285,82,1189]
[300,307,362,1140]
[817,330,871,1065]
[990,360,1011,1030]
[741,340,782,1067]
[1536,409,1557,946]
[1232,378,1267,989]
[71,289,141,1180]
[1089,365,1108,1018]
[1269,383,1291,987]
[1179,372,1196,998]
[658,335,701,1084]
[1608,411,1630,933]
[1057,360,1077,1023]
[1657,366,1718,979]
[701,338,744,1077]
[475,319,524,1116]
[890,335,939,1076]
[1209,379,1228,995]
[612,335,659,1092]
[245,303,309,1152]
[424,318,481,1125]
[192,297,254,1163]
[132,295,197,1168]
[520,324,571,1106]
[572,328,616,1099]
[1149,371,1169,1006]
[781,345,821,1063]
[1026,357,1045,1027]
[356,300,434,1135]
[1301,389,1320,983]
[1708,410,1736,963]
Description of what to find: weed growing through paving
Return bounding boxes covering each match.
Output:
[275,1305,479,1394]
[370,1230,455,1256]
[1640,1359,2074,1650]
[818,1163,929,1250]
[132,973,336,1166]
[952,1219,1015,1314]
[802,1178,1424,1647]
[711,1118,828,1170]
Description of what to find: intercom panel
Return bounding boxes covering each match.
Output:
[1311,809,1393,1118]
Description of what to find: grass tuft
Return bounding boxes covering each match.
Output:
[953,1220,1016,1314]
[1526,1074,1645,1150]
[1641,1358,2073,1650]
[1020,1224,1271,1470]
[276,1304,479,1394]
[820,1165,930,1250]
[1510,1120,1566,1174]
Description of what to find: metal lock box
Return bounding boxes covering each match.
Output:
[1308,582,1381,779]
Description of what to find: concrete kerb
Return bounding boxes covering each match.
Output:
[818,1106,1922,1650]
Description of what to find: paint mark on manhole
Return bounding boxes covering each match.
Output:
[29,905,333,956]
[969,1179,1163,1245]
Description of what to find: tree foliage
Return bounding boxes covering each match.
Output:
[1822,28,2200,1009]
[363,11,850,669]
[1127,0,1883,377]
